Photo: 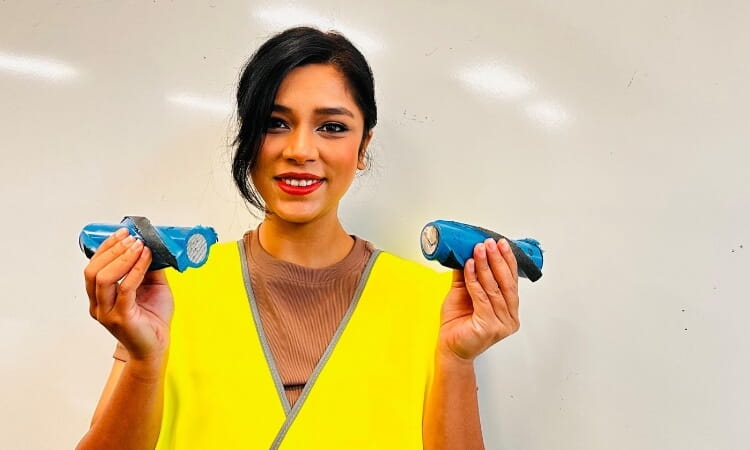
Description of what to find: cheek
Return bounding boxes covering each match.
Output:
[249,167,261,187]
[331,153,360,180]
[338,139,365,168]
[256,137,274,163]
[251,139,275,178]
[249,160,270,191]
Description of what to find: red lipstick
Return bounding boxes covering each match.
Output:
[275,172,324,196]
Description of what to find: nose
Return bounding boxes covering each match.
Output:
[281,128,318,164]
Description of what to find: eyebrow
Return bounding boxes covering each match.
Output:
[272,104,355,118]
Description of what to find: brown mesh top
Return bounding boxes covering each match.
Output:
[114,229,374,407]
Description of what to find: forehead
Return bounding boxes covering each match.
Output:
[274,64,360,114]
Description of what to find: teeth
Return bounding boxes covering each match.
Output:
[282,178,318,187]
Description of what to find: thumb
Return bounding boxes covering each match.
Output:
[142,267,168,286]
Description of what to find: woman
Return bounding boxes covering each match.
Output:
[78,27,520,449]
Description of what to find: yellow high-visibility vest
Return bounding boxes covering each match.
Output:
[156,240,451,449]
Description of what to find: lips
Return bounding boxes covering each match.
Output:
[274,172,325,196]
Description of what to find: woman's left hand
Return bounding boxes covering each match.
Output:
[438,238,520,361]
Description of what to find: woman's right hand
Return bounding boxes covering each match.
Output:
[83,228,174,365]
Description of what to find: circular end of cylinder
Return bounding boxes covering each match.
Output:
[186,233,208,265]
[420,224,439,257]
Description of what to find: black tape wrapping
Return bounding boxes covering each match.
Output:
[473,226,543,282]
[125,216,178,271]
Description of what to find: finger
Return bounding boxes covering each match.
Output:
[92,227,129,258]
[488,239,520,324]
[117,245,151,315]
[463,258,497,323]
[94,238,144,317]
[85,230,131,319]
[498,238,519,280]
[85,229,132,302]
[474,242,511,323]
[89,228,131,264]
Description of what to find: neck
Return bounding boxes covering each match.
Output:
[257,213,354,268]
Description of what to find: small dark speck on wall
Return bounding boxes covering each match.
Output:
[627,71,637,88]
[684,328,688,331]
[681,309,685,312]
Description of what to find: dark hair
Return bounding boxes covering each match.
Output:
[232,26,377,211]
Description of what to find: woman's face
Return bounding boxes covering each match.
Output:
[251,63,371,225]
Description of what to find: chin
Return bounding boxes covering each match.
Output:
[268,203,328,225]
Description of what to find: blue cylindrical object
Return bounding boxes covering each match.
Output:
[420,220,543,281]
[79,216,219,272]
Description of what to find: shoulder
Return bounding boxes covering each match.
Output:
[366,251,450,330]
[370,250,453,294]
[372,250,438,275]
[165,240,242,285]
[208,239,243,258]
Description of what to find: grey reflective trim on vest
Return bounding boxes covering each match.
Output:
[237,240,292,414]
[270,249,383,450]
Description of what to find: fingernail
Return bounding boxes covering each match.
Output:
[115,228,128,238]
[131,239,143,249]
[122,235,135,246]
[500,239,509,250]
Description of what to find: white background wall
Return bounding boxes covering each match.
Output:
[1,1,749,448]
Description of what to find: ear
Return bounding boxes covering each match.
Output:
[357,130,373,170]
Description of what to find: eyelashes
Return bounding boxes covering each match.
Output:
[266,117,288,132]
[318,122,348,133]
[266,117,349,134]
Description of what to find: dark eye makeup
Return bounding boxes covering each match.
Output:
[318,122,348,133]
[265,117,350,135]
[266,117,288,131]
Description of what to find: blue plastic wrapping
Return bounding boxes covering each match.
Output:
[420,220,543,281]
[79,216,218,272]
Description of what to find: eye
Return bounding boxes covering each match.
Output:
[266,117,288,132]
[318,122,348,134]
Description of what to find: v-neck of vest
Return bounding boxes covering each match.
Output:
[236,240,382,444]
